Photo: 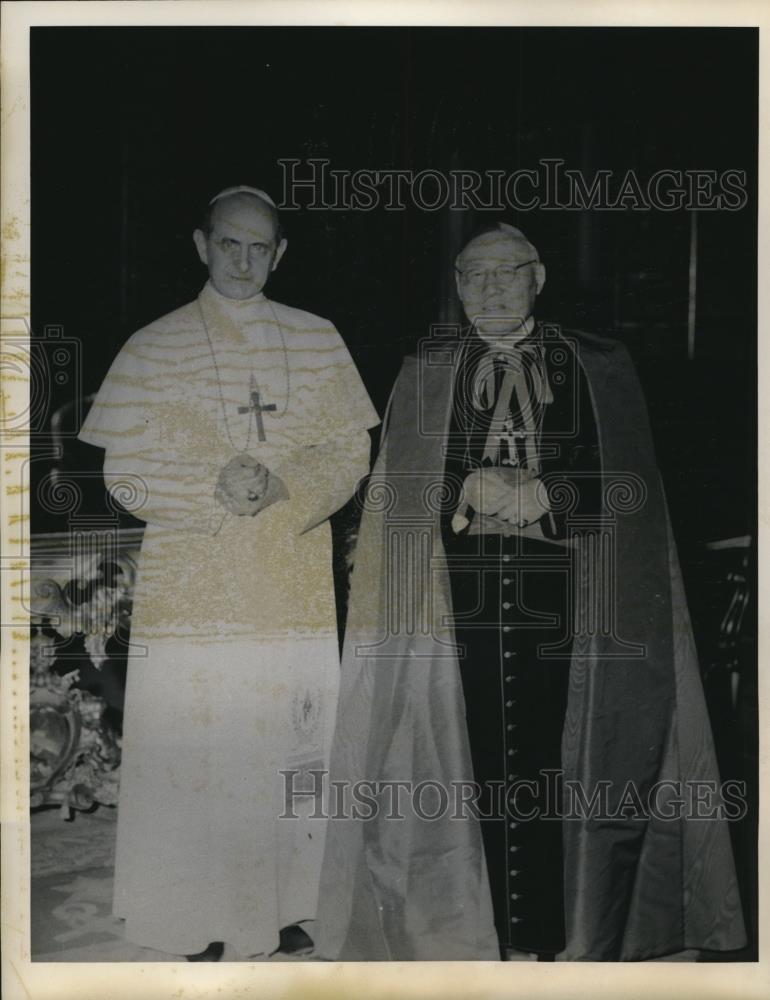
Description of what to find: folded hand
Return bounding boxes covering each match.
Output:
[215,454,269,516]
[460,467,550,527]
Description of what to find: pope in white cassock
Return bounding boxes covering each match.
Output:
[79,186,380,960]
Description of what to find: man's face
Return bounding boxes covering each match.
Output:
[193,195,287,300]
[455,232,545,342]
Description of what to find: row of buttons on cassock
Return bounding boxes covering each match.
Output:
[502,566,523,924]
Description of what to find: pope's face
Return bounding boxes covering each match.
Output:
[193,196,287,300]
[455,232,545,342]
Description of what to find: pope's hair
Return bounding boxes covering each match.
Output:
[198,187,285,244]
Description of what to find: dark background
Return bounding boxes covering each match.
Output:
[30,27,758,956]
[31,26,757,545]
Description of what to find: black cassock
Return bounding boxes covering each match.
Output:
[317,321,745,962]
[442,326,601,956]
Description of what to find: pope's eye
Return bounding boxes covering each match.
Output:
[219,238,238,250]
[250,243,269,256]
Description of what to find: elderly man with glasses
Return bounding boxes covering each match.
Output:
[317,222,745,963]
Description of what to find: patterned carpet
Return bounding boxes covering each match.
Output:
[31,809,714,962]
[31,808,176,961]
[30,808,319,962]
[32,808,117,878]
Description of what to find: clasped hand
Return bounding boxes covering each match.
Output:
[215,453,271,516]
[460,467,550,527]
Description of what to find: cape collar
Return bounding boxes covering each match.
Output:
[199,280,267,311]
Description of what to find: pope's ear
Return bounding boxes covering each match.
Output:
[271,238,288,272]
[193,229,209,266]
[534,262,546,295]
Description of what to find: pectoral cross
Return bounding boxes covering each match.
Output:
[499,414,522,467]
[238,374,276,442]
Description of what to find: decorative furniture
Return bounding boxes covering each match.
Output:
[30,528,142,817]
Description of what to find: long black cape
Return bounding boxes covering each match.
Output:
[316,329,745,960]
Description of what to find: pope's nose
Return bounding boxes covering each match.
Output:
[237,246,251,271]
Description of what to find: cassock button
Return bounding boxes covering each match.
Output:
[511,917,522,924]
[503,626,512,633]
[507,748,516,756]
[507,723,516,731]
[505,674,514,682]
[507,774,515,781]
[505,700,514,708]
[504,651,513,659]
[510,869,519,877]
[503,601,511,610]
[503,555,511,563]
[510,821,519,829]
[503,578,511,585]
[511,893,521,901]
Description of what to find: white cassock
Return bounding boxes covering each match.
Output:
[79,281,379,956]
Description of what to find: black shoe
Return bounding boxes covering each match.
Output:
[186,941,225,962]
[271,924,314,956]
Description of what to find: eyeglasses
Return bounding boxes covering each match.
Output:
[456,259,538,288]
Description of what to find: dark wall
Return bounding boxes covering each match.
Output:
[31,26,757,552]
